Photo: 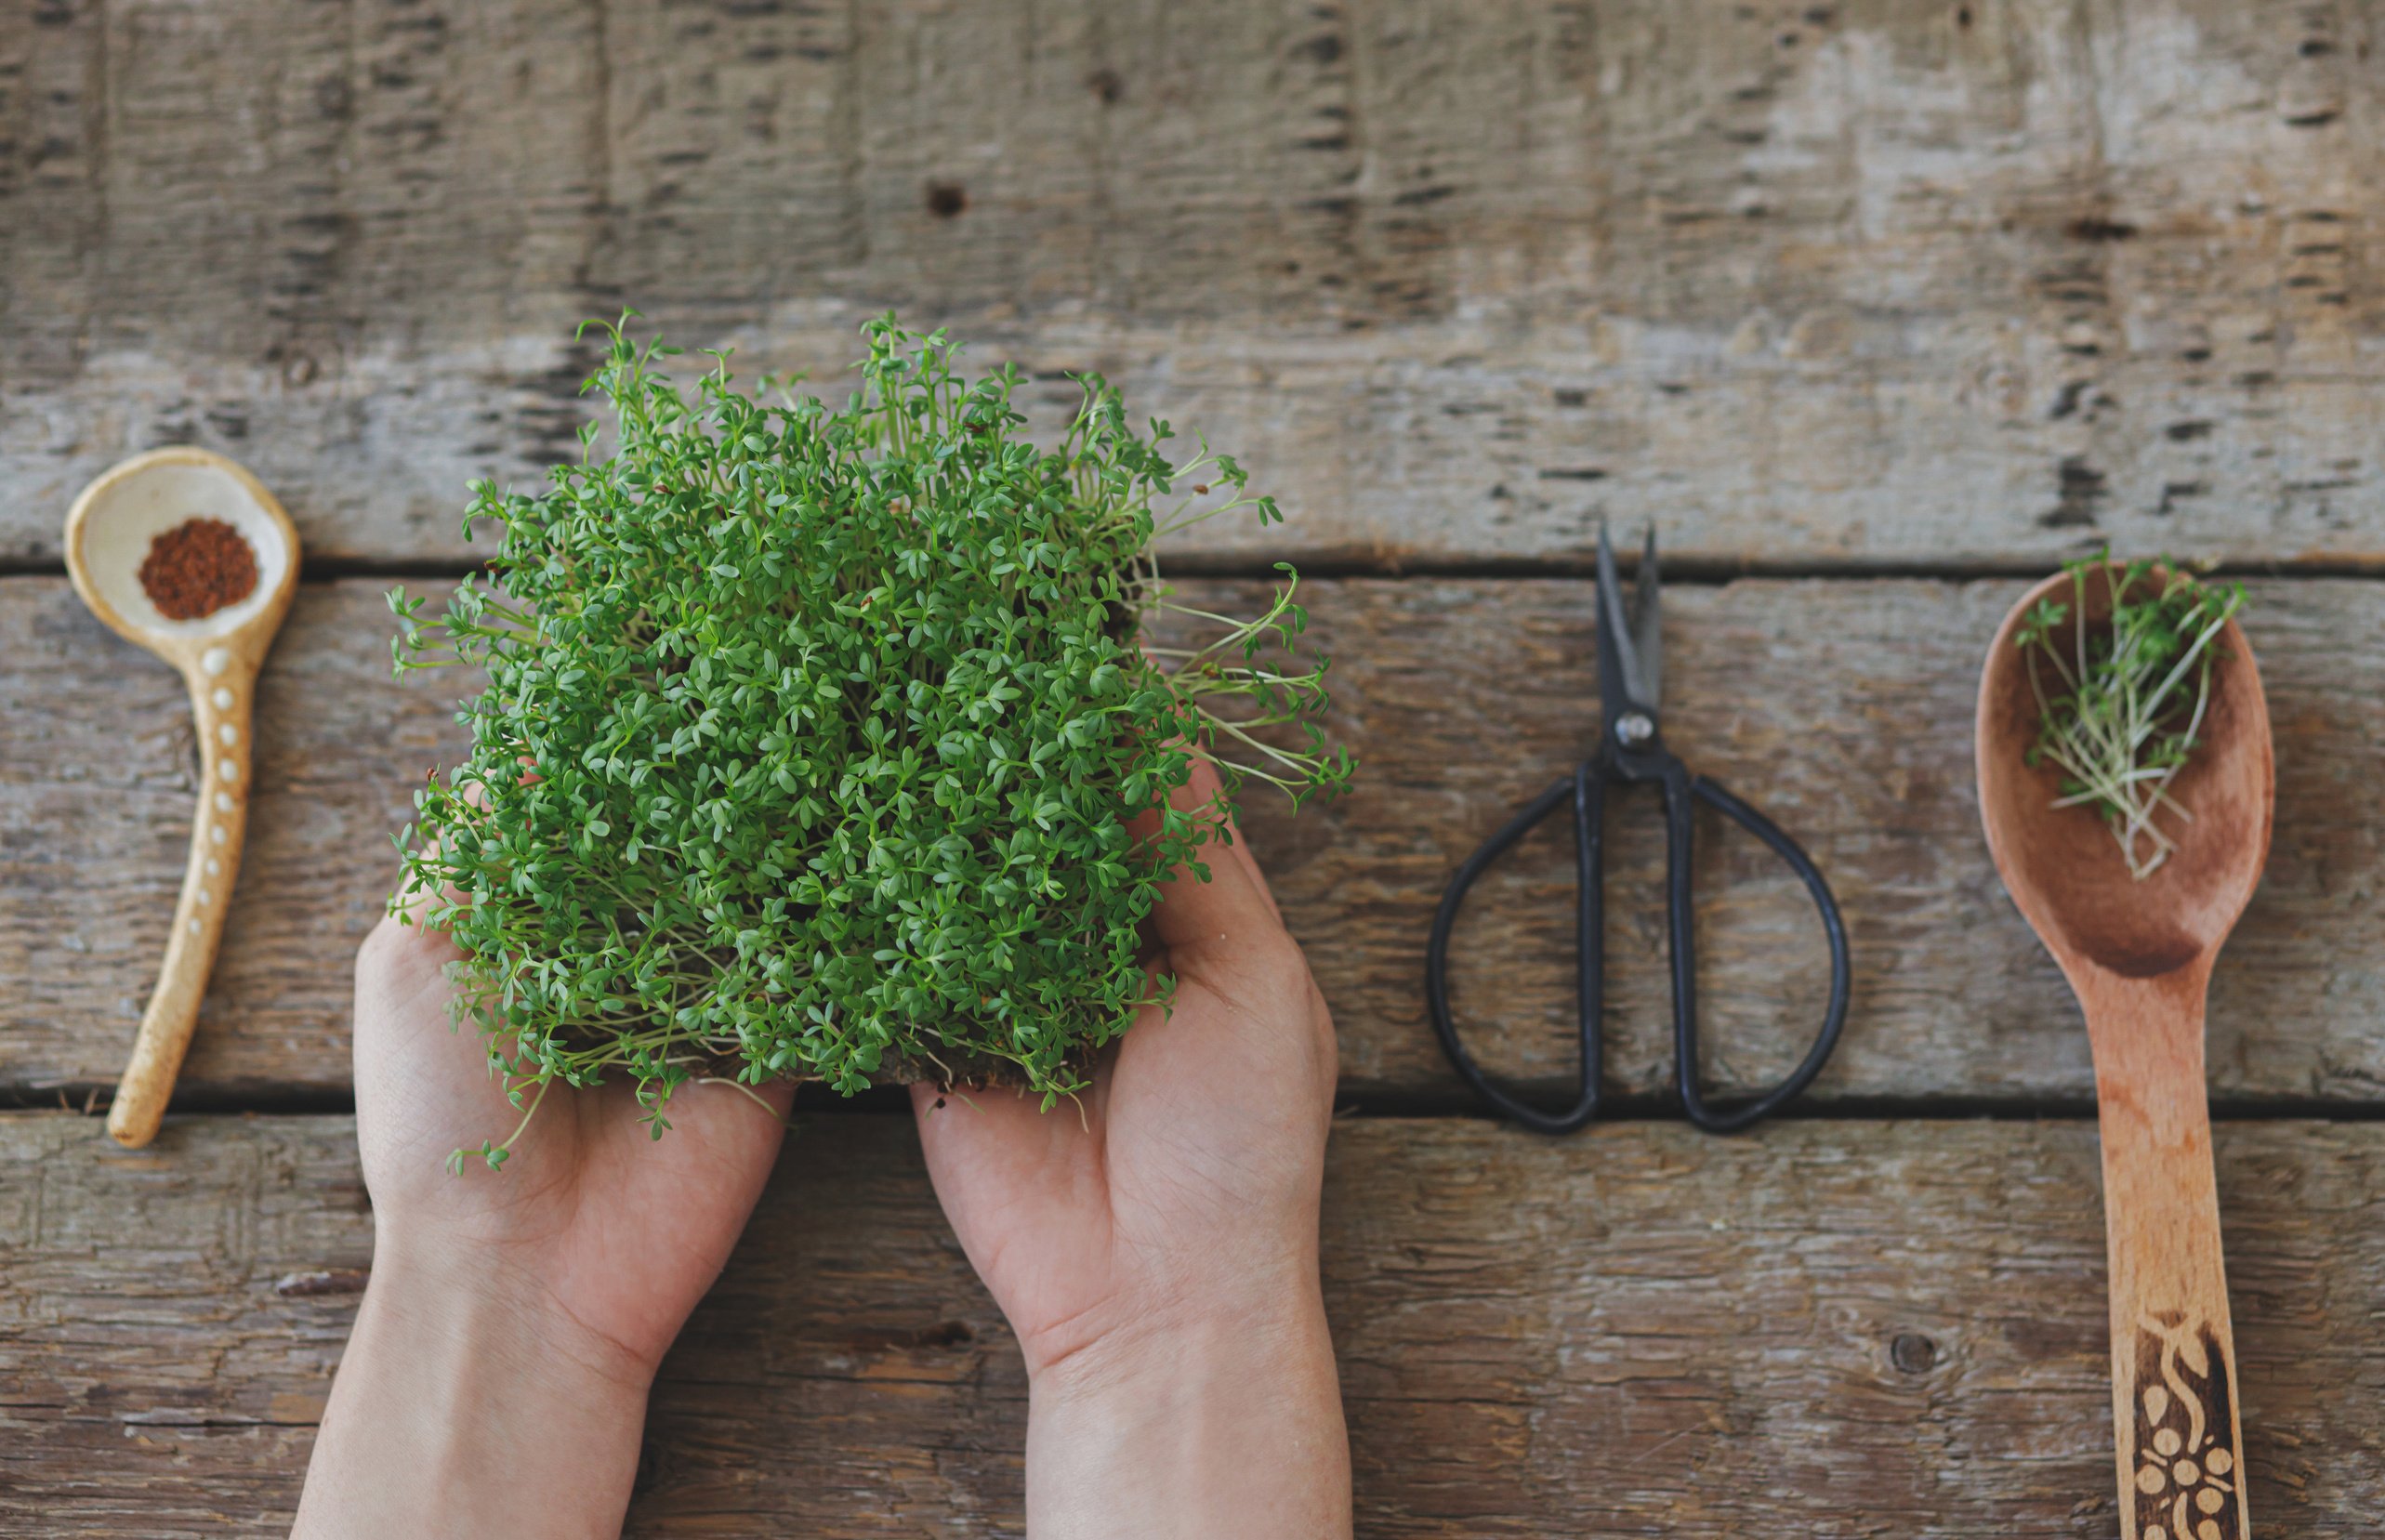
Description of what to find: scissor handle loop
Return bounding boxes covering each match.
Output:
[1424,761,1850,1136]
[1670,774,1851,1133]
[1424,765,1604,1133]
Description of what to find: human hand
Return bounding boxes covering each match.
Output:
[293,909,790,1539]
[911,761,1352,1538]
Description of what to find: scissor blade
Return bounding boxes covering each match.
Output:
[1635,524,1662,710]
[1594,520,1649,714]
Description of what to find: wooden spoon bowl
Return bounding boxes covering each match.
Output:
[1978,564,2273,978]
[63,448,301,1149]
[1977,563,2272,1540]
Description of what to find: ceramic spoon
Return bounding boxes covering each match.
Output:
[1976,566,2271,1540]
[64,448,300,1149]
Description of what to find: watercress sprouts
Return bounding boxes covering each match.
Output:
[391,315,1351,1168]
[2013,554,2245,880]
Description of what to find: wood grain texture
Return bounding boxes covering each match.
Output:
[5,0,2382,568]
[1,1112,2379,1536]
[7,573,2383,1110]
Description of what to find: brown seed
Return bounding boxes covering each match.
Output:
[138,518,258,620]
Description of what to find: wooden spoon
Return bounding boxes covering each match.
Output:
[1976,564,2271,1540]
[63,448,301,1149]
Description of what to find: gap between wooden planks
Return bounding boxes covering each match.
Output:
[1,1112,2378,1537]
[5,574,2383,1111]
[4,0,2381,569]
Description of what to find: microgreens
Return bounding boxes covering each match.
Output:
[2014,554,2245,880]
[391,315,1351,1168]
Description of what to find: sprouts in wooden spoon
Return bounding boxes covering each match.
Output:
[2014,556,2246,880]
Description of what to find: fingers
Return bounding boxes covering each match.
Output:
[648,1073,797,1166]
[1219,823,1283,926]
[907,1079,1096,1244]
[1173,758,1283,923]
[1145,759,1285,956]
[355,908,462,999]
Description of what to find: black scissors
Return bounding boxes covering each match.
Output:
[1425,523,1851,1135]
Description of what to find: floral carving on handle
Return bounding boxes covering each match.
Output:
[2130,1312,2244,1540]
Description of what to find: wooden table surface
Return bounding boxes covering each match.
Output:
[4,1,2380,1534]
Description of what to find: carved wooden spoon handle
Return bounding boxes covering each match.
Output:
[2081,971,2250,1540]
[106,659,256,1149]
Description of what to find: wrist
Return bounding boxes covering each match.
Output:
[1026,1271,1351,1540]
[294,1241,654,1539]
[365,1228,661,1388]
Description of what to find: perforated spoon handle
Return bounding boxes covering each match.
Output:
[106,653,257,1148]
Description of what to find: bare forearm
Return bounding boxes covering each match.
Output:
[294,1250,652,1539]
[1026,1281,1351,1540]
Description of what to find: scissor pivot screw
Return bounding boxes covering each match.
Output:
[1615,711,1654,745]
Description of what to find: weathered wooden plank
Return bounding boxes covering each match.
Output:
[7,573,2383,1110]
[2,1112,2379,1536]
[6,0,2382,568]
